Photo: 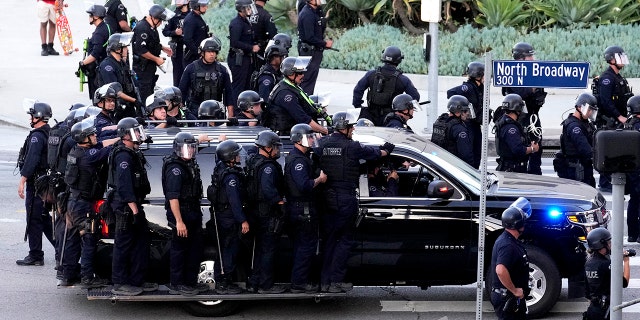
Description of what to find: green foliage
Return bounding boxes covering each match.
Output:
[201,1,238,62]
[529,0,611,27]
[475,0,530,28]
[264,0,298,33]
[338,0,377,11]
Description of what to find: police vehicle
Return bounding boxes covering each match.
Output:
[90,125,608,318]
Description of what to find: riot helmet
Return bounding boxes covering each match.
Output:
[628,96,640,115]
[604,45,629,65]
[26,101,53,121]
[107,32,133,53]
[149,4,174,21]
[86,5,107,18]
[198,100,225,120]
[355,118,375,127]
[586,227,611,251]
[189,0,209,10]
[467,62,485,79]
[264,44,287,61]
[173,132,198,160]
[290,123,320,148]
[381,46,404,65]
[332,111,357,130]
[117,117,147,143]
[268,33,293,50]
[235,0,257,15]
[70,118,97,143]
[216,140,244,163]
[575,93,598,122]
[72,106,101,125]
[154,86,182,109]
[93,82,122,105]
[501,94,527,114]
[237,90,263,112]
[392,94,419,112]
[501,197,531,230]
[174,0,190,6]
[281,56,311,76]
[255,130,282,159]
[512,42,535,60]
[447,95,475,119]
[145,96,168,117]
[199,36,222,54]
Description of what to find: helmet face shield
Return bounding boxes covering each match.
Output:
[293,56,311,73]
[161,8,176,21]
[465,104,476,119]
[118,32,133,47]
[509,197,531,220]
[300,132,322,148]
[580,104,598,122]
[127,125,147,143]
[410,99,422,111]
[178,140,198,159]
[614,52,630,65]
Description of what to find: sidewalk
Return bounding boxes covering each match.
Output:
[0,0,631,144]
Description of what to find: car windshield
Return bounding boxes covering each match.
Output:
[423,144,481,193]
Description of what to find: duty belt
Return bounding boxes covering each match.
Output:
[492,288,509,295]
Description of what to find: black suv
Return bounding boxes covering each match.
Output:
[92,126,608,318]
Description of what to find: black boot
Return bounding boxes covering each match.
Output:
[47,43,60,55]
[41,44,49,56]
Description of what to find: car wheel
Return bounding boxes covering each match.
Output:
[182,300,242,317]
[525,245,561,318]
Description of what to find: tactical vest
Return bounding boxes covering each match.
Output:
[250,65,277,92]
[107,142,151,199]
[191,61,222,102]
[267,80,317,133]
[285,151,313,202]
[431,113,459,154]
[18,125,50,174]
[319,134,360,185]
[495,116,527,160]
[65,145,107,200]
[245,153,284,215]
[207,161,245,210]
[47,122,69,171]
[366,66,400,117]
[627,117,640,130]
[560,115,593,158]
[162,154,203,212]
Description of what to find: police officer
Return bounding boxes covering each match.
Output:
[353,46,420,126]
[367,160,398,197]
[16,102,54,266]
[132,4,174,102]
[584,227,631,320]
[253,44,286,102]
[245,131,286,294]
[104,0,131,33]
[207,140,249,294]
[503,42,546,175]
[61,118,117,288]
[99,33,143,119]
[182,0,210,66]
[297,0,332,95]
[237,90,263,126]
[179,37,235,118]
[229,0,260,105]
[162,0,190,86]
[94,82,121,140]
[318,112,394,292]
[198,100,228,127]
[268,32,292,53]
[557,93,598,187]
[108,117,155,296]
[162,132,207,296]
[490,198,531,320]
[154,86,199,127]
[431,95,475,167]
[625,96,640,242]
[251,0,277,59]
[286,123,326,293]
[447,61,484,168]
[266,56,329,135]
[80,5,112,100]
[595,46,633,192]
[145,97,172,129]
[383,93,417,133]
[495,94,539,173]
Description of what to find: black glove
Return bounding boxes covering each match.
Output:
[227,117,239,126]
[166,116,178,127]
[625,248,636,257]
[143,136,153,144]
[381,142,395,154]
[135,117,146,126]
[327,126,334,134]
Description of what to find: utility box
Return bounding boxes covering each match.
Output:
[421,0,442,23]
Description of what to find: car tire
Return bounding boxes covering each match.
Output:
[525,245,561,318]
[182,300,242,317]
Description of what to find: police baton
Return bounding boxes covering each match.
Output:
[325,47,340,52]
[419,101,431,105]
[158,57,167,74]
[209,207,225,275]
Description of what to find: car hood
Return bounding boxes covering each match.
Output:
[489,172,599,202]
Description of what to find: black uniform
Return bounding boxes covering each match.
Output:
[597,66,633,128]
[179,59,234,116]
[182,11,209,66]
[96,111,117,141]
[495,114,529,173]
[108,142,151,288]
[626,118,640,241]
[163,9,189,87]
[104,0,129,33]
[353,64,420,126]
[368,174,399,197]
[18,124,54,264]
[98,55,140,119]
[557,114,595,187]
[318,133,382,288]
[249,4,277,59]
[62,143,111,282]
[285,147,320,289]
[584,252,628,320]
[162,154,203,288]
[266,78,318,135]
[297,3,327,95]
[431,113,474,167]
[383,113,413,133]
[447,80,483,167]
[132,17,163,101]
[490,231,529,320]
[246,154,285,291]
[228,14,256,106]
[503,86,545,175]
[86,21,112,100]
[254,63,282,102]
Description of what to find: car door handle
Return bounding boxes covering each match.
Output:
[366,212,392,219]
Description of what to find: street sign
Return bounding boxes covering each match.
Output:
[492,60,590,88]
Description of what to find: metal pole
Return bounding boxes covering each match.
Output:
[425,21,439,134]
[475,52,492,320]
[610,172,625,320]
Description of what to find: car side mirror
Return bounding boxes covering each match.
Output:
[427,180,454,199]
